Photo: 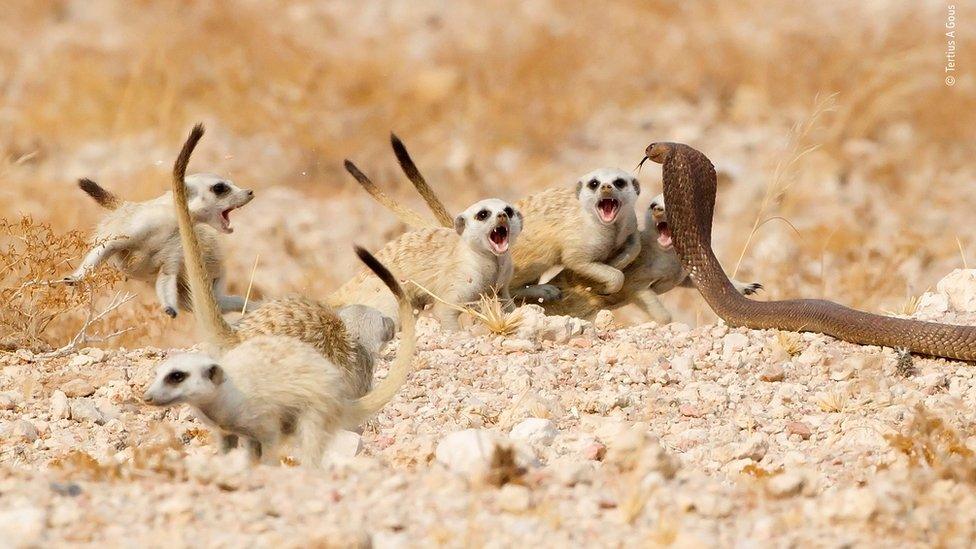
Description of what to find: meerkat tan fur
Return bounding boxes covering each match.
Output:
[540,193,762,322]
[332,161,521,331]
[146,125,417,466]
[170,125,410,400]
[68,174,255,318]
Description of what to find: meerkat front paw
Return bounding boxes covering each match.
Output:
[164,306,178,318]
[599,270,625,295]
[534,284,562,302]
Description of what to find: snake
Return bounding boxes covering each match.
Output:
[643,141,976,362]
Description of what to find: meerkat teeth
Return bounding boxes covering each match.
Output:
[69,167,255,317]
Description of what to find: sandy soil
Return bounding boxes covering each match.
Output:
[2,273,976,547]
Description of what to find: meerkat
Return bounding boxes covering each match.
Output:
[164,124,407,400]
[144,250,414,466]
[386,135,641,297]
[336,304,396,397]
[332,161,521,331]
[67,175,255,318]
[538,193,762,322]
[144,126,417,466]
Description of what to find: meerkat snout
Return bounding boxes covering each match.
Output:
[184,173,254,234]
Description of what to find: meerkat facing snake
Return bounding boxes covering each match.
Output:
[645,141,976,362]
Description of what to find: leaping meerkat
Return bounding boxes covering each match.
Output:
[144,125,416,467]
[387,135,641,298]
[168,124,410,400]
[67,175,255,318]
[332,160,521,331]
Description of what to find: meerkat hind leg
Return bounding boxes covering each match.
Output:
[155,268,180,318]
[634,289,672,325]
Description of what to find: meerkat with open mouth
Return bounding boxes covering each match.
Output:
[541,193,762,322]
[67,173,255,318]
[332,160,521,331]
[143,125,416,467]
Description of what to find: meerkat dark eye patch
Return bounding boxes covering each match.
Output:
[165,371,187,385]
[587,179,599,190]
[211,182,230,195]
[503,206,514,217]
[613,178,627,189]
[475,209,490,221]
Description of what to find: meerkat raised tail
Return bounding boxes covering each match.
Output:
[145,126,417,466]
[68,171,255,318]
[333,160,521,331]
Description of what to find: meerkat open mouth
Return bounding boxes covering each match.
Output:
[596,198,620,223]
[656,221,673,248]
[488,224,510,254]
[220,207,237,233]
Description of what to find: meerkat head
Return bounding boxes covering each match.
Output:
[454,198,523,256]
[143,352,225,407]
[647,193,673,249]
[575,168,640,226]
[337,304,396,356]
[183,173,254,234]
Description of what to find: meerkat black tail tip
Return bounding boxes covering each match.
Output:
[354,245,404,301]
[344,159,367,182]
[389,133,418,178]
[77,178,121,210]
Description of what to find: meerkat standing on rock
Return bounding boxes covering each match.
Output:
[332,160,521,331]
[67,174,255,317]
[144,124,416,467]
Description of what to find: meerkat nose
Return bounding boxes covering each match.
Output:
[247,190,254,197]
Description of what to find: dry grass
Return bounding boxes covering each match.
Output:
[885,406,976,484]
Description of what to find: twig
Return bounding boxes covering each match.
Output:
[242,254,260,314]
[956,236,968,269]
[36,291,135,359]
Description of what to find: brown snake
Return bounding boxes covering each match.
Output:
[644,141,976,362]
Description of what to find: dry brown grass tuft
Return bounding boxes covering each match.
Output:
[885,406,976,484]
[485,445,526,488]
[0,216,132,352]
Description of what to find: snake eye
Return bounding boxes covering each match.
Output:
[475,209,490,221]
[165,371,187,385]
[587,179,599,190]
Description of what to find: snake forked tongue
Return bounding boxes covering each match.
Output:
[649,140,976,362]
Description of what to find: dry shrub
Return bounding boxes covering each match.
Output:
[49,424,188,481]
[0,216,130,352]
[485,445,526,488]
[885,406,976,484]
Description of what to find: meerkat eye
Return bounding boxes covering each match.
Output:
[649,202,658,210]
[587,179,599,190]
[475,209,490,221]
[211,182,230,195]
[165,371,187,384]
[503,206,514,217]
[613,178,627,189]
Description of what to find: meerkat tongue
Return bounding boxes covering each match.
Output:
[489,225,509,254]
[221,208,234,233]
[598,199,619,223]
[656,222,673,248]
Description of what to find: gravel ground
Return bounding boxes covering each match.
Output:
[2,272,976,547]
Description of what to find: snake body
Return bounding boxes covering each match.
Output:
[646,141,976,361]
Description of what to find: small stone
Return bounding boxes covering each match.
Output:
[435,429,497,477]
[327,430,363,462]
[569,337,592,349]
[593,310,614,330]
[69,399,105,424]
[582,441,607,461]
[679,404,704,418]
[82,347,107,362]
[835,487,878,520]
[67,355,96,368]
[766,472,805,498]
[730,435,767,461]
[510,418,557,446]
[0,507,45,546]
[760,364,785,382]
[598,346,618,365]
[722,333,750,358]
[786,421,812,440]
[50,391,70,420]
[548,457,592,486]
[936,269,976,312]
[497,484,531,513]
[0,392,20,410]
[61,379,96,397]
[12,419,38,442]
[501,339,536,352]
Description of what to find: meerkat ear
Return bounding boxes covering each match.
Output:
[206,364,224,385]
[454,215,466,235]
[632,179,640,196]
[575,180,583,199]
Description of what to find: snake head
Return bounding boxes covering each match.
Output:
[644,142,674,165]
